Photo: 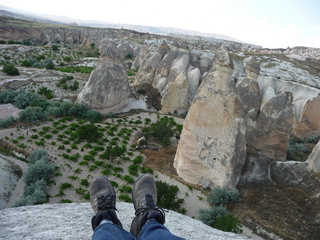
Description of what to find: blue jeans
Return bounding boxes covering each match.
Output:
[92,219,185,240]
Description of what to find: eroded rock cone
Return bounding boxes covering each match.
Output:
[174,48,247,188]
[77,41,130,114]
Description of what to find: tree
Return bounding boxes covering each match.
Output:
[142,116,174,147]
[155,180,185,213]
[27,149,49,164]
[3,64,20,76]
[85,110,102,123]
[90,43,95,49]
[0,89,18,103]
[19,106,47,122]
[52,45,59,51]
[21,60,32,67]
[24,159,55,185]
[14,90,38,109]
[77,124,102,142]
[0,116,15,128]
[44,59,55,69]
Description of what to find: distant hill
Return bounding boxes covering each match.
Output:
[0,5,246,44]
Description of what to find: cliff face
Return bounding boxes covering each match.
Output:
[0,202,249,240]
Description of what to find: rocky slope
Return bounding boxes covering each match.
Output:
[0,202,249,240]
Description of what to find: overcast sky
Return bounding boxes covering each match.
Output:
[1,0,320,48]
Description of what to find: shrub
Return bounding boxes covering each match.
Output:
[14,90,38,109]
[0,116,15,128]
[155,180,185,213]
[207,187,241,206]
[85,110,102,123]
[60,182,73,190]
[119,185,132,193]
[44,59,55,69]
[21,60,32,67]
[27,149,48,164]
[122,175,134,184]
[19,106,46,122]
[142,116,174,147]
[213,213,243,234]
[77,124,102,142]
[24,159,55,185]
[3,64,20,76]
[80,179,89,187]
[128,164,139,176]
[141,166,154,174]
[119,194,132,203]
[133,156,143,164]
[83,155,94,161]
[199,206,228,226]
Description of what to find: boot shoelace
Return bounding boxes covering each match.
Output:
[135,193,167,217]
[96,193,117,212]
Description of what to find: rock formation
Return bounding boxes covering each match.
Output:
[292,95,320,138]
[174,48,247,189]
[247,92,294,160]
[76,41,130,114]
[161,71,189,114]
[0,202,249,240]
[307,141,320,172]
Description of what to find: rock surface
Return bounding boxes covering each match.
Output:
[0,157,19,209]
[161,71,189,114]
[0,202,249,240]
[174,49,247,188]
[76,41,130,114]
[292,95,320,138]
[247,92,294,161]
[307,141,320,172]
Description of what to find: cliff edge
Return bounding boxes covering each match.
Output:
[0,202,248,240]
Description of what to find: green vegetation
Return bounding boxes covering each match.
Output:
[141,116,183,147]
[286,136,318,161]
[55,66,94,74]
[199,187,242,234]
[2,64,20,75]
[156,180,185,214]
[14,149,55,207]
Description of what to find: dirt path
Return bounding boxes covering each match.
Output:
[0,153,28,208]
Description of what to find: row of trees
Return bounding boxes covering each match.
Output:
[0,89,102,126]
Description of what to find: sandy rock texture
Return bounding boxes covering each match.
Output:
[174,49,246,188]
[0,202,249,240]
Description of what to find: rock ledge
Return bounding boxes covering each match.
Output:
[0,202,248,240]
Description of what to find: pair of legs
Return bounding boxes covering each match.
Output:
[90,174,185,240]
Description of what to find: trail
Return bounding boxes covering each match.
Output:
[0,153,28,208]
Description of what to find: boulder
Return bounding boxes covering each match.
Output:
[247,92,294,161]
[174,48,246,188]
[307,141,320,172]
[292,95,320,138]
[76,41,130,114]
[161,71,189,114]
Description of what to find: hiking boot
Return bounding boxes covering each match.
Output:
[90,176,122,230]
[130,174,165,237]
